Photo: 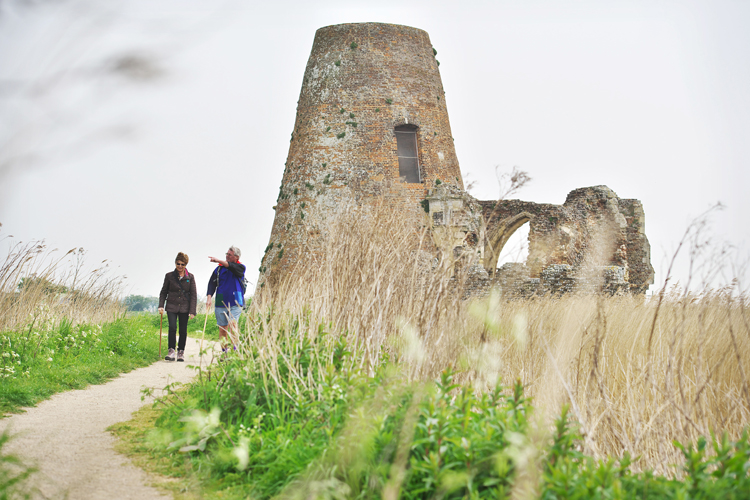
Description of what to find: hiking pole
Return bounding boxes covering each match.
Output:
[199,302,210,370]
[159,312,163,359]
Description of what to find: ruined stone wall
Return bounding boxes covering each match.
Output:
[477,186,654,294]
[258,23,464,289]
[618,199,652,293]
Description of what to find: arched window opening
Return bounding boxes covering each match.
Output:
[496,221,530,271]
[395,125,421,183]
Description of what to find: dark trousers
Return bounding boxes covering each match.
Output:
[167,311,188,351]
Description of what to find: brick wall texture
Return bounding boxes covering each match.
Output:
[259,23,463,289]
[258,23,655,296]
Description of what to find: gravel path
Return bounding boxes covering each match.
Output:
[0,338,219,500]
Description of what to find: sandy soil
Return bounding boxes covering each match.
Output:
[0,338,219,500]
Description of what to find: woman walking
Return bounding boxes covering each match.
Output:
[158,252,197,361]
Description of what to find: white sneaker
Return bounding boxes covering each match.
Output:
[165,348,176,361]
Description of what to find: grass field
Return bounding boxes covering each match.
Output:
[3,210,748,498]
[108,209,750,498]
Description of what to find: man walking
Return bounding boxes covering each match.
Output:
[206,246,246,351]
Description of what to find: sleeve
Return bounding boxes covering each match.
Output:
[158,273,169,309]
[207,268,218,297]
[188,272,198,316]
[227,262,246,278]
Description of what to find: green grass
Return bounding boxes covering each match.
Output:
[0,310,237,498]
[0,313,228,415]
[111,310,750,499]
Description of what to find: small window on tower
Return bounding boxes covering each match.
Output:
[395,125,421,183]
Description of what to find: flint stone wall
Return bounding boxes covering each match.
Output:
[429,185,654,296]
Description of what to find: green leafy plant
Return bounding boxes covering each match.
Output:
[385,98,392,105]
[336,132,345,139]
[334,60,341,67]
[350,42,358,49]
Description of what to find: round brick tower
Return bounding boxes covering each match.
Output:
[258,23,464,289]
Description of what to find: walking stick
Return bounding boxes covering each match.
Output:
[199,302,210,370]
[159,312,163,358]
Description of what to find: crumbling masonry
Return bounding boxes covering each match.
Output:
[258,22,654,295]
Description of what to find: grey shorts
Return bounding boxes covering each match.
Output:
[214,305,241,327]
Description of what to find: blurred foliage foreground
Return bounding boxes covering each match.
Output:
[114,310,750,500]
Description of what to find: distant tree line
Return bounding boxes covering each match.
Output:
[122,295,158,312]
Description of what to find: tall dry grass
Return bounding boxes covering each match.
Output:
[0,237,125,333]
[462,291,750,474]
[247,206,749,474]
[254,203,468,378]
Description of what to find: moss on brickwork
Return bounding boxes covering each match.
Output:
[259,23,464,290]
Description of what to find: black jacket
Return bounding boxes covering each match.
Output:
[158,270,197,315]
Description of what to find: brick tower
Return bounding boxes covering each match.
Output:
[258,23,463,289]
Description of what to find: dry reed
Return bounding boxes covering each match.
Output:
[0,237,125,333]
[245,206,749,474]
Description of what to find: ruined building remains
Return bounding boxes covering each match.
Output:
[258,22,654,295]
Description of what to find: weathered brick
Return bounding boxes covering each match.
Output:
[258,23,654,297]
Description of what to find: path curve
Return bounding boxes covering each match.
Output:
[0,338,219,500]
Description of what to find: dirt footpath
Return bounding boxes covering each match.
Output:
[0,338,218,500]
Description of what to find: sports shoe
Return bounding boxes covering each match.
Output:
[177,350,185,362]
[165,348,175,361]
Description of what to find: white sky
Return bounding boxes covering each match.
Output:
[1,0,748,297]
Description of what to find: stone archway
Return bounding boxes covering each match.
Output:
[484,211,534,274]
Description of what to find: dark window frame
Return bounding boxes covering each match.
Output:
[395,124,421,183]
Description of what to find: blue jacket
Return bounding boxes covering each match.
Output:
[207,261,245,308]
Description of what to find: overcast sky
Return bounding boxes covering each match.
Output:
[1,0,748,297]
